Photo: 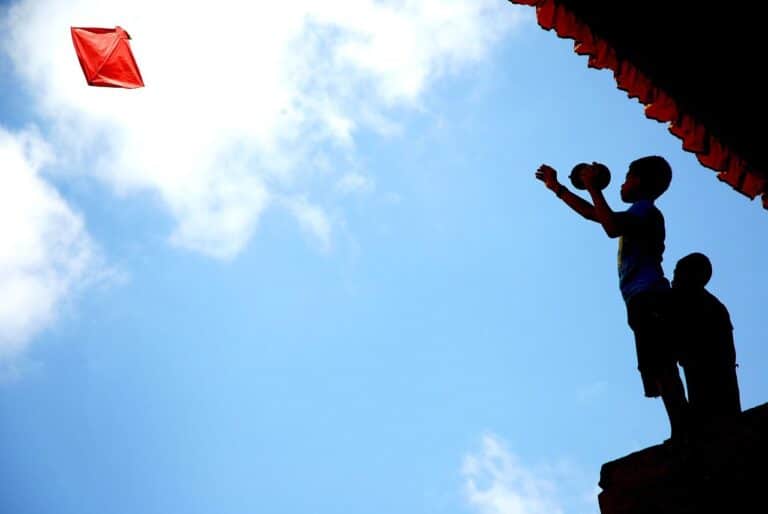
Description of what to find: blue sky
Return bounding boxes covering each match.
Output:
[1,2,766,514]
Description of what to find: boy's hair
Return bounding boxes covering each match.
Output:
[628,155,672,199]
[677,252,712,288]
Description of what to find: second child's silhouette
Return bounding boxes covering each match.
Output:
[536,156,688,441]
[671,252,741,431]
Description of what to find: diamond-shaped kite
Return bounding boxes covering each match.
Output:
[71,26,144,88]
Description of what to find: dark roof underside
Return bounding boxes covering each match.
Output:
[510,0,768,208]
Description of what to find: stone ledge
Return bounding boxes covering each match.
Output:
[598,402,768,514]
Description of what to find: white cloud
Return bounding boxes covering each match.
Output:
[2,0,522,259]
[0,126,98,356]
[463,434,564,514]
[283,195,332,252]
[336,172,374,195]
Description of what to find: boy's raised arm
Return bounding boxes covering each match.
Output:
[535,164,597,221]
[582,165,622,237]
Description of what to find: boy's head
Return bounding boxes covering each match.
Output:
[672,252,712,290]
[620,155,672,203]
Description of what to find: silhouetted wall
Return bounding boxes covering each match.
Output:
[598,402,768,514]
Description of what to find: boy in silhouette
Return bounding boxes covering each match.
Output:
[535,156,688,441]
[671,252,741,431]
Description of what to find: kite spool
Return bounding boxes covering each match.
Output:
[569,162,611,190]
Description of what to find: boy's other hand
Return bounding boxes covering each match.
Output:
[535,164,560,192]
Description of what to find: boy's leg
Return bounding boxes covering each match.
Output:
[656,366,689,441]
[629,291,689,440]
[682,364,703,430]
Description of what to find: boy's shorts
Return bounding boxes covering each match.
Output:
[626,290,679,397]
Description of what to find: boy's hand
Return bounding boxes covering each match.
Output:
[535,164,560,192]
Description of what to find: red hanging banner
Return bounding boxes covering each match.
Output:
[71,26,144,88]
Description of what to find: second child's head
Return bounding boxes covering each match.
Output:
[620,155,672,203]
[672,252,712,290]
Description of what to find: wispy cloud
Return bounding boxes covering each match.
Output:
[462,433,564,514]
[575,381,608,403]
[463,433,604,514]
[335,172,374,195]
[0,126,100,356]
[2,0,523,259]
[282,195,332,252]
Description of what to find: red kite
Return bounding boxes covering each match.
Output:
[71,26,144,89]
